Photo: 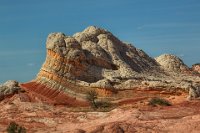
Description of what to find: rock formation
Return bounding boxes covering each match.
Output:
[192,63,200,73]
[0,80,21,100]
[20,26,200,105]
[155,54,190,73]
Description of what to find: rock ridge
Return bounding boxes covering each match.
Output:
[19,26,200,105]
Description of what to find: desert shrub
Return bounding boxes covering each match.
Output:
[148,97,171,106]
[96,100,112,109]
[86,90,114,111]
[7,122,26,133]
[86,90,98,108]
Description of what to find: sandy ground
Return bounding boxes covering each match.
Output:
[0,90,200,133]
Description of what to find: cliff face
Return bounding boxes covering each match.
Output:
[20,26,200,105]
[40,26,159,83]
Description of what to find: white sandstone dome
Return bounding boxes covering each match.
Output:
[155,54,189,72]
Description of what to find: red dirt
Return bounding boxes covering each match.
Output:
[0,91,200,133]
[1,83,200,132]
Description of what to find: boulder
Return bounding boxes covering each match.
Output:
[0,80,20,99]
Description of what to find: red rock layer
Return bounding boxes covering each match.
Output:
[41,50,86,77]
[20,82,88,106]
[37,70,65,85]
[96,88,114,97]
[30,49,115,103]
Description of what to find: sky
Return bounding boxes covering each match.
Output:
[0,0,200,83]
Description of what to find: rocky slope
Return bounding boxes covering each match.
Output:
[19,26,200,105]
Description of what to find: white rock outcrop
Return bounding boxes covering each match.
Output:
[21,26,200,99]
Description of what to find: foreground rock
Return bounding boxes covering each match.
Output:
[1,90,200,133]
[0,80,21,100]
[19,26,200,105]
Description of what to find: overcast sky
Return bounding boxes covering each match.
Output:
[0,0,200,83]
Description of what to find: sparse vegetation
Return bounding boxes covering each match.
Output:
[7,122,26,133]
[96,100,112,108]
[148,97,171,106]
[96,100,114,112]
[86,90,98,109]
[86,90,113,111]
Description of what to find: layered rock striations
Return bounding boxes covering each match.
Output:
[20,26,200,105]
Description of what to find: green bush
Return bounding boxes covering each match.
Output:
[86,90,98,109]
[7,122,26,133]
[148,97,171,106]
[86,90,113,111]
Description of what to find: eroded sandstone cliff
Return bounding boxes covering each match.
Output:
[20,26,200,105]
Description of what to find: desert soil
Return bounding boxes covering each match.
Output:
[0,89,200,133]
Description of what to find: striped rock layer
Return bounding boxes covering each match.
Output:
[20,26,200,105]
